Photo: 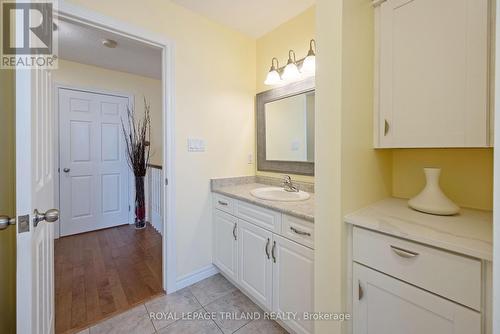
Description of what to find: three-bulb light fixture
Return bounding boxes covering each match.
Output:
[264,39,316,86]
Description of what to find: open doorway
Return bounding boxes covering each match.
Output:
[51,14,168,334]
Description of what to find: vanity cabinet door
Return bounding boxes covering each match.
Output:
[272,235,314,334]
[376,0,489,148]
[238,220,273,310]
[353,263,481,334]
[213,210,238,282]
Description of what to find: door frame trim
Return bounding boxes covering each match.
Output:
[53,85,135,238]
[55,0,177,294]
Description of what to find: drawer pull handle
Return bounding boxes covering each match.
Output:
[265,238,270,259]
[290,226,311,236]
[218,200,228,206]
[271,241,277,263]
[390,245,419,258]
[233,223,237,241]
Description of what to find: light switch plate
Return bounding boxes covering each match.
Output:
[187,138,206,152]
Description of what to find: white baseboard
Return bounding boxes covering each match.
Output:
[175,264,219,291]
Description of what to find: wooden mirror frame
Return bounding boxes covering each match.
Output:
[256,76,315,176]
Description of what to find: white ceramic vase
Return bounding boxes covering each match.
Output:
[408,168,459,216]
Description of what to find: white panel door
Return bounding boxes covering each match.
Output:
[238,220,273,310]
[213,210,238,282]
[59,89,130,236]
[377,0,489,147]
[272,235,314,334]
[353,263,481,334]
[16,68,57,334]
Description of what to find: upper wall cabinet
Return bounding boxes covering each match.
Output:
[374,0,491,148]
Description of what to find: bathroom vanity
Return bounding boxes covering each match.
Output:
[211,177,315,334]
[345,198,493,334]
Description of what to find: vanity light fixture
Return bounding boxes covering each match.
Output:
[282,50,301,81]
[301,39,316,76]
[264,39,316,85]
[264,57,282,85]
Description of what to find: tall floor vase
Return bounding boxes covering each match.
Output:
[135,176,146,229]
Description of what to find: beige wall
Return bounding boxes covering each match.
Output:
[63,0,256,280]
[315,0,344,332]
[0,68,16,334]
[53,60,163,165]
[255,6,316,182]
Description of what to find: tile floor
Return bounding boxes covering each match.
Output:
[75,274,288,334]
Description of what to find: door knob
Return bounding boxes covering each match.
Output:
[63,168,70,173]
[33,209,60,227]
[0,215,16,230]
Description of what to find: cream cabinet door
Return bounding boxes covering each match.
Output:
[376,0,489,148]
[272,235,314,334]
[238,220,273,310]
[353,263,481,334]
[213,210,238,282]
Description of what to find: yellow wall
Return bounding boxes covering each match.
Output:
[63,0,256,280]
[256,6,316,93]
[52,60,163,165]
[392,149,493,210]
[255,6,316,182]
[0,68,16,334]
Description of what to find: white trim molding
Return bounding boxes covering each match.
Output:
[176,265,219,291]
[372,0,387,7]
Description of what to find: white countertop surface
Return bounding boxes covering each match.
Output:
[344,198,493,261]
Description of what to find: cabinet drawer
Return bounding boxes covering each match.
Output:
[235,200,282,233]
[282,215,314,249]
[213,193,235,215]
[353,227,482,310]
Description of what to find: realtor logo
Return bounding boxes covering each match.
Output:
[1,1,58,69]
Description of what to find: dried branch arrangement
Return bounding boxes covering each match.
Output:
[122,98,151,229]
[122,98,151,178]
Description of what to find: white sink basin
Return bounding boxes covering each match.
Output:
[250,187,310,202]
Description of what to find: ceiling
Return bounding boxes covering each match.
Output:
[57,19,162,79]
[171,0,316,38]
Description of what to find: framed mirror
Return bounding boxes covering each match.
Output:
[256,77,315,175]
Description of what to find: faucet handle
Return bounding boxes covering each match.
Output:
[283,175,292,183]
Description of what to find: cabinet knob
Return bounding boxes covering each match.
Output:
[384,119,390,136]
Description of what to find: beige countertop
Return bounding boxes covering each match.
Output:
[212,182,315,222]
[345,198,493,261]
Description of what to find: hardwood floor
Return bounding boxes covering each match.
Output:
[55,223,163,334]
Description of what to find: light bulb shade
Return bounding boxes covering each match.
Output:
[301,55,316,76]
[264,69,281,85]
[282,63,300,81]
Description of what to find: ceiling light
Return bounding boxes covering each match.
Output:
[102,39,118,48]
[264,57,281,85]
[282,50,300,82]
[301,39,316,76]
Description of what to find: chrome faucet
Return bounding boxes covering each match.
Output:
[283,175,299,192]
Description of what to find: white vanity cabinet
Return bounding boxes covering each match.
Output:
[212,193,315,334]
[353,263,481,334]
[238,220,273,310]
[374,0,490,148]
[213,209,238,282]
[273,235,315,334]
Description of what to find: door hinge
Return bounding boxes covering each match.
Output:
[165,178,168,186]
